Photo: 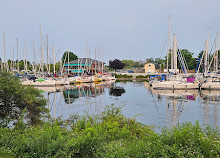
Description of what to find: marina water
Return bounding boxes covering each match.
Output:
[43,81,220,129]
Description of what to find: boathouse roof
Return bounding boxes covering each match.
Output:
[65,58,104,66]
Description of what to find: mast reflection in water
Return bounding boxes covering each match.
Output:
[43,81,220,129]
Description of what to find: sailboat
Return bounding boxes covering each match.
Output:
[199,32,220,90]
[152,17,199,90]
[22,26,56,87]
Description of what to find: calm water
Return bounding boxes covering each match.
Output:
[41,81,220,129]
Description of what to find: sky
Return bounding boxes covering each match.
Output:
[0,0,220,64]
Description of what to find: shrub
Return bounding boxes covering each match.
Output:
[115,74,133,78]
[136,75,150,78]
[0,104,219,157]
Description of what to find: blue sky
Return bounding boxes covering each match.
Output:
[0,0,220,63]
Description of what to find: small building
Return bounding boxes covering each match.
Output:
[64,58,105,76]
[144,63,156,73]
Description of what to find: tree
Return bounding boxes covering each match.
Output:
[145,58,154,63]
[179,49,197,70]
[109,59,125,72]
[164,49,197,71]
[0,72,48,127]
[62,51,78,63]
[122,60,135,69]
[122,60,144,69]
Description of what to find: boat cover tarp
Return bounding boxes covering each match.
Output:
[187,77,195,83]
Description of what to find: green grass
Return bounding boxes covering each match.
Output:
[136,75,150,78]
[115,74,133,78]
[0,105,220,157]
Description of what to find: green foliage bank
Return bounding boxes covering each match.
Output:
[0,105,220,157]
[0,73,220,157]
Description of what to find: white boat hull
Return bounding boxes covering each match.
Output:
[22,80,56,87]
[152,81,199,90]
[201,82,220,90]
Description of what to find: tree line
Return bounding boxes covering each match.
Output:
[109,49,219,72]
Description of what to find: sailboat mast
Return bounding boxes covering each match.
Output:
[102,46,104,73]
[173,34,177,73]
[68,51,69,75]
[16,38,19,73]
[3,33,5,70]
[53,45,56,74]
[204,31,209,75]
[215,32,219,72]
[40,24,44,73]
[59,49,62,76]
[13,47,15,73]
[88,49,91,74]
[167,16,171,75]
[95,48,97,74]
[25,41,28,73]
[10,48,12,73]
[86,40,88,73]
[78,58,79,76]
[46,35,50,74]
[33,41,36,75]
[171,33,173,70]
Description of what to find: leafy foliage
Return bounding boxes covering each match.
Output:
[164,49,198,70]
[136,75,150,78]
[62,51,78,63]
[115,74,133,78]
[0,72,48,127]
[109,59,125,72]
[122,60,142,69]
[0,104,219,157]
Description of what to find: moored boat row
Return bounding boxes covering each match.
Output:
[21,74,116,87]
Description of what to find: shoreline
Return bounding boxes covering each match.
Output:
[116,78,149,81]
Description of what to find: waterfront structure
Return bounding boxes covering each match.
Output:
[64,58,104,76]
[144,63,156,73]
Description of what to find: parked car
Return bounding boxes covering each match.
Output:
[128,70,134,73]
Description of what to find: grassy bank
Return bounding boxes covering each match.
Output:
[0,105,220,157]
[115,74,133,78]
[115,74,150,81]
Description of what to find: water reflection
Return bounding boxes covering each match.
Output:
[109,86,125,96]
[0,94,49,127]
[40,81,220,129]
[63,83,106,104]
[148,87,220,128]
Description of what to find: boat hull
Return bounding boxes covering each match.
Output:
[152,81,199,90]
[22,80,56,87]
[201,82,220,90]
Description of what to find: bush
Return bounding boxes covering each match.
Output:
[115,74,133,78]
[136,75,150,78]
[0,72,48,127]
[0,104,219,157]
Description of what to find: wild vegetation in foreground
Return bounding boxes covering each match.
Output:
[0,72,220,157]
[0,104,220,157]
